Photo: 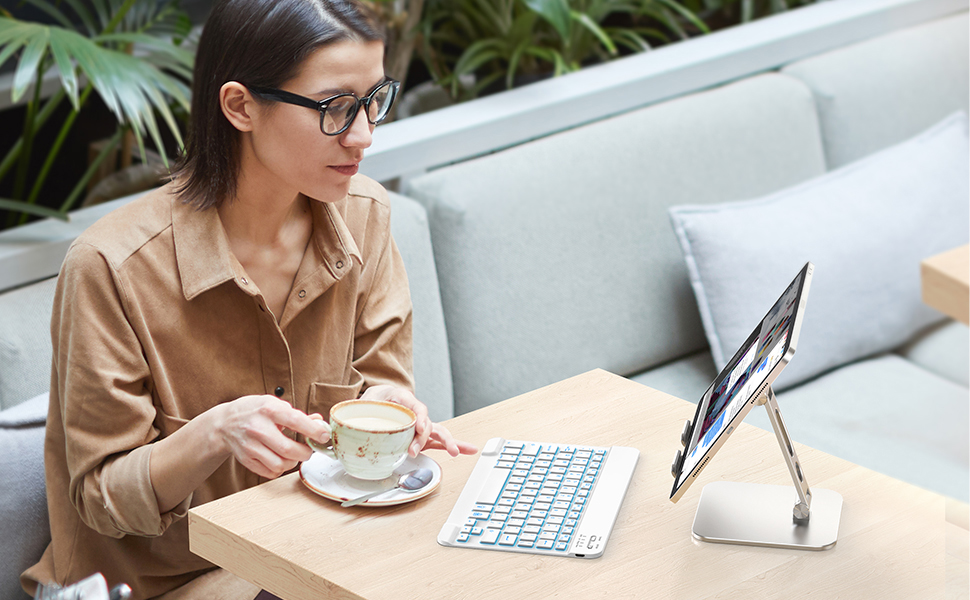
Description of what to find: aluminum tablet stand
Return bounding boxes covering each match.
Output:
[691,387,843,550]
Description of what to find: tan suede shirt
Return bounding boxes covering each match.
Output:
[22,175,414,599]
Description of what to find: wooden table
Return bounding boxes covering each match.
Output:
[922,244,970,325]
[189,370,969,599]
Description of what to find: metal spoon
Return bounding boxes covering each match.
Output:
[341,468,434,507]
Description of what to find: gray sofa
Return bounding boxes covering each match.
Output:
[1,10,967,599]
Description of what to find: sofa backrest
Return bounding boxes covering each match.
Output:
[0,277,56,412]
[406,73,827,415]
[781,11,969,169]
[388,193,454,420]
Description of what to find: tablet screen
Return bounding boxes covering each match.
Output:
[670,262,813,502]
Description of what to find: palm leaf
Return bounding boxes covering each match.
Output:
[48,33,81,110]
[11,28,49,103]
[0,18,187,151]
[0,198,70,221]
[95,32,194,67]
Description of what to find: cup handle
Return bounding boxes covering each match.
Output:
[306,422,334,458]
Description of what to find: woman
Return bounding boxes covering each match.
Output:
[22,1,476,598]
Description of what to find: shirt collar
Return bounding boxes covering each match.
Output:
[172,194,362,302]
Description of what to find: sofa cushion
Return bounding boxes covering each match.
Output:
[669,113,970,390]
[744,356,969,502]
[896,320,970,387]
[782,12,969,169]
[0,392,49,600]
[388,192,454,421]
[0,277,57,412]
[407,73,826,414]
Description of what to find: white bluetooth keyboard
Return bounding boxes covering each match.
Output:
[438,437,639,558]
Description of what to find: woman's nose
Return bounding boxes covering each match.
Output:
[340,107,374,149]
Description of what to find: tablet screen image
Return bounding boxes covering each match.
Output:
[670,262,812,502]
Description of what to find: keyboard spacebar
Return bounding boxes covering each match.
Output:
[476,468,511,504]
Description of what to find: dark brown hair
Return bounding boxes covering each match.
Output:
[171,0,384,209]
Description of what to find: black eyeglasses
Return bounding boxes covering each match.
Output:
[245,78,400,136]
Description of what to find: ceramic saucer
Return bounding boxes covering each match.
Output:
[299,452,441,507]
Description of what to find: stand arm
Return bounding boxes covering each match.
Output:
[755,387,812,523]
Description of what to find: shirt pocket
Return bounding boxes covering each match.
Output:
[307,379,364,419]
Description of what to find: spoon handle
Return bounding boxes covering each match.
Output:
[341,486,398,508]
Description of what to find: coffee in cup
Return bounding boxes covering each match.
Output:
[307,399,416,480]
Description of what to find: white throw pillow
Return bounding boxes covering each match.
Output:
[669,112,969,389]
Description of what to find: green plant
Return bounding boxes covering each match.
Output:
[686,0,814,27]
[418,0,708,99]
[0,0,193,225]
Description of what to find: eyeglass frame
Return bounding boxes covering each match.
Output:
[244,78,401,136]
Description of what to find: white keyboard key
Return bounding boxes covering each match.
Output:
[537,540,555,549]
[481,529,500,544]
[476,468,511,504]
[499,534,517,546]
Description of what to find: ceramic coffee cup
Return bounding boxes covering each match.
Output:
[306,399,416,480]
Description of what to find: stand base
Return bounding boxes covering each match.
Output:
[692,481,843,550]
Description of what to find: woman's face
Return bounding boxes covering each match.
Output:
[243,39,386,203]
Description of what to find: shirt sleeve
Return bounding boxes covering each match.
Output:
[51,242,189,538]
[352,217,415,394]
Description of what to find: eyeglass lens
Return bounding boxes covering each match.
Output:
[321,82,394,135]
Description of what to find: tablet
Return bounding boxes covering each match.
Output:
[670,262,813,502]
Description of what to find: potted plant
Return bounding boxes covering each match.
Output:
[416,0,709,100]
[0,0,193,228]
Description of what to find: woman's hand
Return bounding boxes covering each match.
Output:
[358,385,478,457]
[214,395,332,479]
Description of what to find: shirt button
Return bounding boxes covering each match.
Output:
[241,277,248,285]
[298,290,306,299]
[335,260,344,269]
[274,386,285,397]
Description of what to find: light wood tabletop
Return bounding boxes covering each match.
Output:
[922,244,970,325]
[189,369,968,600]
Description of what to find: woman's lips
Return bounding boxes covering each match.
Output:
[330,163,359,176]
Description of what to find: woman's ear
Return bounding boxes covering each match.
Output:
[220,82,256,132]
